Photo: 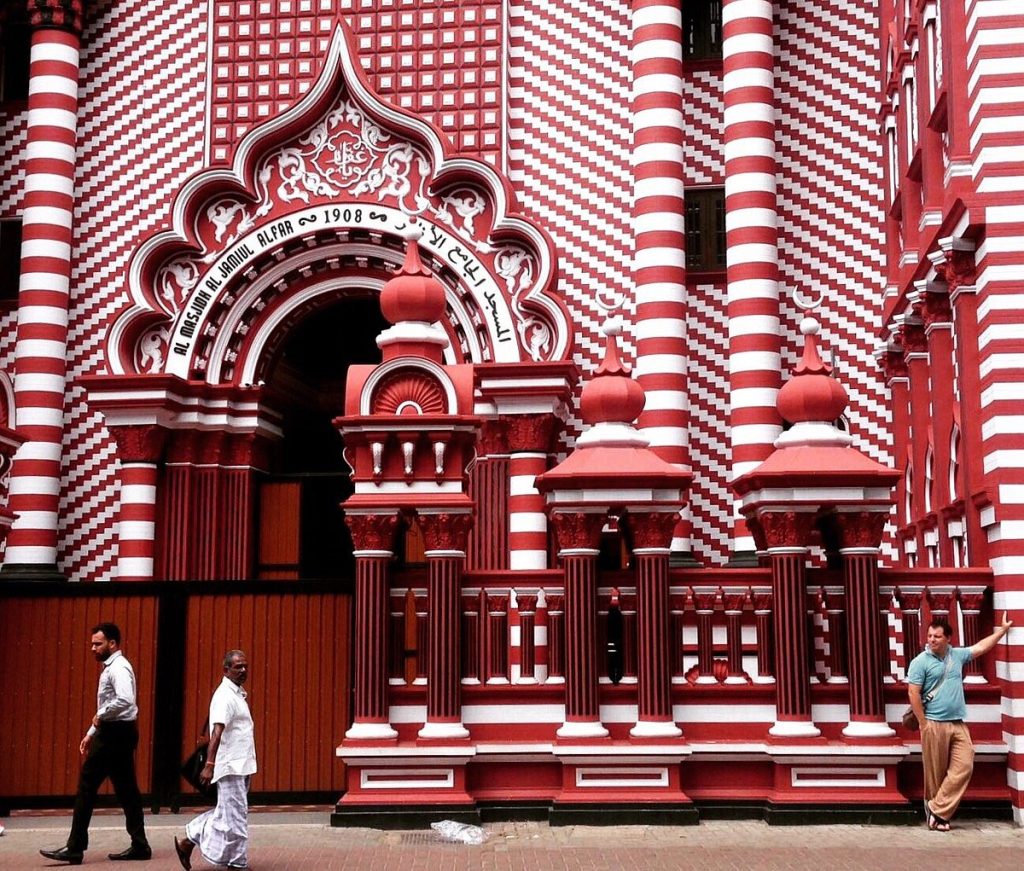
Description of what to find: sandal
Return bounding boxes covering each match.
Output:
[174,836,193,871]
[926,807,950,832]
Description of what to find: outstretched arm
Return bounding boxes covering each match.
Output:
[970,611,1013,659]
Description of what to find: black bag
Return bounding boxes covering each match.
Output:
[180,742,216,799]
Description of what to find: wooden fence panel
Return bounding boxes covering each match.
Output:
[0,596,159,797]
[180,591,351,795]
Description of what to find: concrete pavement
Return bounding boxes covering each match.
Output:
[1,808,1021,869]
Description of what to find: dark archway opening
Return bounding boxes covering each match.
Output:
[258,294,387,581]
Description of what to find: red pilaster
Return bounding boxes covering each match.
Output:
[921,289,954,563]
[552,511,607,739]
[627,510,682,738]
[761,511,819,737]
[838,512,895,738]
[879,351,911,554]
[900,318,930,553]
[898,587,924,659]
[345,512,400,740]
[692,587,718,685]
[418,511,472,740]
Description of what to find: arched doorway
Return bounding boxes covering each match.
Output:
[256,295,387,580]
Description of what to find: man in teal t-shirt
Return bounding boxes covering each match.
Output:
[907,612,1012,830]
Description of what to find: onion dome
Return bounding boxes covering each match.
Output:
[379,224,447,325]
[579,319,646,426]
[777,316,848,425]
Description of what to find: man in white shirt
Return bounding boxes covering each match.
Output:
[40,623,151,865]
[175,650,257,870]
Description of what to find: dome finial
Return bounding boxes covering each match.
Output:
[379,223,445,324]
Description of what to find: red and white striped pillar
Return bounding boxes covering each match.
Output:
[345,511,400,741]
[837,512,895,738]
[106,425,165,581]
[509,588,523,683]
[2,3,83,577]
[631,0,691,555]
[505,415,553,571]
[723,0,784,558]
[760,511,819,737]
[551,510,608,739]
[534,588,549,684]
[418,511,473,740]
[627,510,682,737]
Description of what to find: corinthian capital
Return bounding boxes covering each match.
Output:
[28,1,84,35]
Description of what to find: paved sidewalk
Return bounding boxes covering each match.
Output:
[1,809,1022,870]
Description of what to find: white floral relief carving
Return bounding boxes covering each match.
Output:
[136,325,170,374]
[431,189,492,254]
[156,258,200,313]
[496,246,552,362]
[268,100,430,212]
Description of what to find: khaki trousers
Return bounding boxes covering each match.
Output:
[921,720,974,821]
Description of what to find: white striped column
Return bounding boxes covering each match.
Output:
[505,415,552,570]
[107,425,165,581]
[631,0,691,554]
[2,10,82,576]
[723,0,784,557]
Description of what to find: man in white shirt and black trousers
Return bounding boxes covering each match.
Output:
[40,622,152,864]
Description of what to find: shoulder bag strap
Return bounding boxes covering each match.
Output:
[924,652,955,703]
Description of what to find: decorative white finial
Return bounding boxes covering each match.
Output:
[799,316,820,337]
[404,222,423,242]
[601,316,624,338]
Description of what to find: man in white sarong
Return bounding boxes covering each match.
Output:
[175,650,256,870]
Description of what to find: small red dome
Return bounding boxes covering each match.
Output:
[777,317,849,423]
[379,225,447,325]
[580,322,646,425]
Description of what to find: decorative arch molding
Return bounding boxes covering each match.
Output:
[360,358,458,418]
[109,21,571,383]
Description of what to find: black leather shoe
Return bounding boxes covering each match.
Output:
[39,847,84,865]
[108,845,153,860]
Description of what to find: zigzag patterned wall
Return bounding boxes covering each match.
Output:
[0,0,208,578]
[0,0,892,577]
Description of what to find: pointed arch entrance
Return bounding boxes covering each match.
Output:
[82,20,573,580]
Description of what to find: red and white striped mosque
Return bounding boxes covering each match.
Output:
[0,0,1022,826]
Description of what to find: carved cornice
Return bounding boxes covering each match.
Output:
[107,424,167,465]
[28,0,83,34]
[836,511,889,550]
[624,510,678,551]
[345,512,400,552]
[758,511,816,550]
[921,291,952,328]
[899,319,928,356]
[550,510,605,552]
[503,414,557,454]
[418,511,473,552]
[878,349,909,382]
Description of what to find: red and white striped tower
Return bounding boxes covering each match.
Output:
[627,509,682,737]
[551,510,608,739]
[105,425,165,581]
[630,0,692,555]
[344,512,400,741]
[505,415,554,571]
[418,511,473,740]
[722,0,784,558]
[837,512,896,738]
[760,511,819,737]
[2,1,83,577]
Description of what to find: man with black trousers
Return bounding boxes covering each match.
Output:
[40,622,151,864]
